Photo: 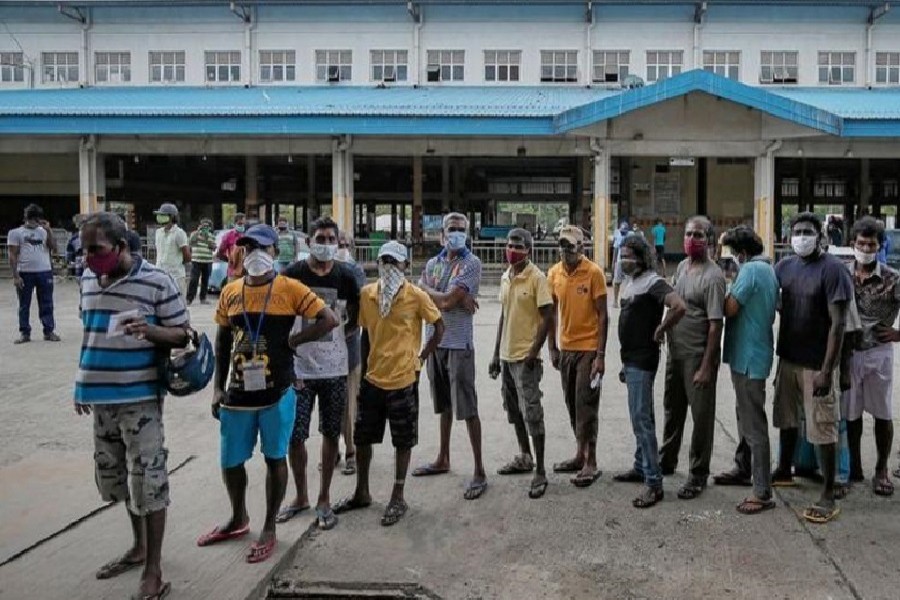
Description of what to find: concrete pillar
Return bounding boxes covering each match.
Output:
[245,156,259,220]
[441,156,451,212]
[78,137,104,214]
[592,146,611,270]
[412,155,423,243]
[305,155,316,231]
[331,136,354,236]
[859,158,871,217]
[754,153,776,258]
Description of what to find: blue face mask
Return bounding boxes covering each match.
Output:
[446,231,467,251]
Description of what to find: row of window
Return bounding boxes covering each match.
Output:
[781,178,900,199]
[2,49,899,85]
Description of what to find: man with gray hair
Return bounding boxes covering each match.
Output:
[414,212,487,500]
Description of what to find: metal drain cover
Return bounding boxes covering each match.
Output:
[268,579,440,599]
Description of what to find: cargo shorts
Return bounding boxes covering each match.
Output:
[773,359,839,445]
[93,400,169,516]
[501,359,545,436]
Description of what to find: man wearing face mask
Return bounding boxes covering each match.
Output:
[276,216,298,273]
[612,220,630,308]
[152,203,191,297]
[547,225,609,488]
[216,212,247,281]
[8,203,60,343]
[334,241,444,527]
[201,224,339,563]
[715,226,779,514]
[278,217,361,529]
[76,212,191,600]
[659,216,725,500]
[413,212,487,500]
[842,217,900,496]
[489,228,555,499]
[772,212,852,524]
[187,218,216,305]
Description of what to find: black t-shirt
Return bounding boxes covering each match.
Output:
[283,259,360,336]
[775,252,853,370]
[619,271,674,372]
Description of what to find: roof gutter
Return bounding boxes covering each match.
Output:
[865,3,890,87]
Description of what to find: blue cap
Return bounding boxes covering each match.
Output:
[237,224,278,248]
[377,240,408,263]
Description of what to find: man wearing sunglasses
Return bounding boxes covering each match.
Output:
[413,212,486,500]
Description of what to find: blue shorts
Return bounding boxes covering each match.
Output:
[219,388,297,469]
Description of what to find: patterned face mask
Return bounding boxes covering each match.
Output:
[378,262,405,317]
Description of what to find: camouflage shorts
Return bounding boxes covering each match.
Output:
[93,400,169,516]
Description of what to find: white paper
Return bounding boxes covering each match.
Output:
[107,309,142,338]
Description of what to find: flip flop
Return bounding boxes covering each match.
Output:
[332,496,372,515]
[463,479,488,500]
[872,476,895,497]
[196,523,250,547]
[342,457,357,476]
[677,482,706,500]
[497,456,534,475]
[803,504,841,524]
[132,581,171,600]
[736,497,777,515]
[412,463,450,477]
[246,538,276,563]
[833,483,851,500]
[613,469,644,483]
[316,507,339,530]
[275,505,310,523]
[571,470,602,488]
[96,556,145,579]
[632,487,664,509]
[713,471,753,487]
[553,458,583,473]
[528,479,548,499]
[381,499,408,527]
[771,469,797,488]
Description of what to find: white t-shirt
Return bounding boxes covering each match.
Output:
[154,225,188,279]
[292,285,349,379]
[8,225,52,273]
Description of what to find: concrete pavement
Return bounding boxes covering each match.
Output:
[1,280,899,599]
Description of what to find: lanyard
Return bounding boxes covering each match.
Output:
[241,278,275,357]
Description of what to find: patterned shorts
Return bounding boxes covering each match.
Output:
[354,379,419,449]
[92,400,169,516]
[293,377,348,442]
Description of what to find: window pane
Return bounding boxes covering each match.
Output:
[273,65,282,80]
[452,51,463,62]
[340,66,351,80]
[890,70,899,84]
[510,65,519,81]
[761,66,772,80]
[373,65,383,80]
[175,66,184,81]
[831,66,841,82]
[728,66,738,79]
[541,65,552,79]
[261,65,271,81]
[341,51,351,63]
[316,65,326,80]
[397,65,407,80]
[485,50,495,63]
[441,65,450,80]
[218,65,228,80]
[672,65,681,76]
[819,66,829,82]
[163,65,173,80]
[554,65,564,79]
[441,51,450,63]
[876,68,887,83]
[843,67,853,82]
[647,66,657,81]
[452,65,463,80]
[485,65,495,81]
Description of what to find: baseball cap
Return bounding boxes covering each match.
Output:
[237,224,279,248]
[377,240,408,263]
[558,225,584,245]
[153,203,179,216]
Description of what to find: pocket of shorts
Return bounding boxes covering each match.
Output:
[813,394,839,424]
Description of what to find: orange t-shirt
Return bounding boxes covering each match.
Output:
[547,258,608,351]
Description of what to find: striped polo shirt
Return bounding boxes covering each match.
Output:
[75,258,189,405]
[190,229,216,263]
[420,247,481,350]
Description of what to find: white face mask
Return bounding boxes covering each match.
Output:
[335,248,352,263]
[310,243,338,262]
[243,249,275,277]
[854,248,877,265]
[791,235,818,258]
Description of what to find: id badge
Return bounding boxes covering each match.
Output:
[243,359,267,392]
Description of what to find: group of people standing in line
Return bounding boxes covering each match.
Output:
[9,197,899,600]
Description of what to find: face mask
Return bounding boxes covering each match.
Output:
[506,249,528,265]
[561,247,580,266]
[87,247,120,276]
[620,258,638,276]
[378,263,406,317]
[854,248,877,265]
[335,248,352,263]
[683,238,707,260]
[235,224,245,233]
[243,249,274,277]
[310,243,338,262]
[791,235,817,258]
[278,224,288,231]
[446,231,467,251]
[156,215,170,225]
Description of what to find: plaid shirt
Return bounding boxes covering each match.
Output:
[850,261,900,350]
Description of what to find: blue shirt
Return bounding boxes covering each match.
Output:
[420,247,481,350]
[651,223,666,247]
[877,234,891,265]
[722,257,778,380]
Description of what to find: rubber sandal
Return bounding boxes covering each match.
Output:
[342,457,357,476]
[872,476,895,497]
[275,505,310,524]
[463,479,488,500]
[316,507,338,530]
[96,556,145,580]
[412,463,450,477]
[613,469,644,483]
[803,504,841,524]
[246,538,276,563]
[552,458,583,473]
[380,499,408,527]
[736,497,777,515]
[528,479,548,499]
[196,523,250,547]
[713,470,753,487]
[833,483,851,500]
[677,483,705,500]
[497,455,534,475]
[571,470,602,488]
[771,468,796,488]
[632,487,664,509]
[131,581,171,600]
[332,496,372,515]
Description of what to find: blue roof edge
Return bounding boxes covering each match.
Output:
[552,69,843,136]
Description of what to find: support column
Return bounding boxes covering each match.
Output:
[78,136,104,214]
[245,156,259,220]
[754,152,777,258]
[305,155,316,230]
[859,158,871,218]
[441,156,451,212]
[592,145,611,271]
[331,136,354,236]
[412,156,423,244]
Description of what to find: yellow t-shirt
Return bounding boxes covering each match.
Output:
[547,258,607,352]
[499,262,553,362]
[358,282,442,390]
